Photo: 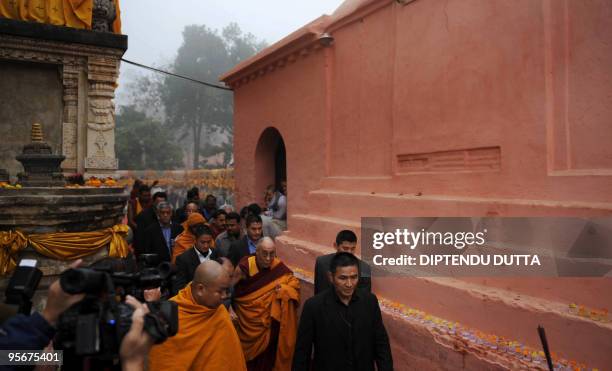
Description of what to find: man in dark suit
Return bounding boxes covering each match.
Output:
[141,201,182,263]
[226,214,263,266]
[293,252,393,371]
[173,224,215,293]
[133,191,167,255]
[314,230,371,295]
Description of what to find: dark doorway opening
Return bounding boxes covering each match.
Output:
[255,127,287,203]
[274,139,286,191]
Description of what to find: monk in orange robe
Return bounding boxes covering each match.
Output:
[149,260,247,371]
[171,212,207,263]
[233,237,300,371]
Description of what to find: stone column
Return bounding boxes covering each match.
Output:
[84,55,120,178]
[61,60,81,172]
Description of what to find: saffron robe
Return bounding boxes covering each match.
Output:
[148,283,247,371]
[233,256,300,371]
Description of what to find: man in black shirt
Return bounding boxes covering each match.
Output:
[226,214,263,266]
[314,230,372,295]
[292,252,393,371]
[133,191,167,255]
[174,225,215,293]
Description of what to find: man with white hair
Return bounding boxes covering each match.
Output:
[141,201,183,262]
[232,237,300,371]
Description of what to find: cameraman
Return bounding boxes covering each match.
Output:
[119,295,155,371]
[0,260,155,371]
[0,260,85,352]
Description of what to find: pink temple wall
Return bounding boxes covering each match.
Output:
[227,0,612,368]
[232,49,329,212]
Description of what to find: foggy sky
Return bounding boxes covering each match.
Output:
[116,0,344,105]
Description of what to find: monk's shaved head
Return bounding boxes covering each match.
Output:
[194,260,225,284]
[192,261,230,308]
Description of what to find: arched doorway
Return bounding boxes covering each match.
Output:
[254,127,286,207]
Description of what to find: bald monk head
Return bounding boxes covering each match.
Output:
[255,236,276,270]
[215,257,235,279]
[191,260,231,308]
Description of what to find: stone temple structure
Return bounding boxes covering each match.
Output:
[0,1,127,309]
[221,0,612,369]
[0,6,126,180]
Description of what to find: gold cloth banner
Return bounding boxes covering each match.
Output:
[0,224,129,275]
[0,0,121,33]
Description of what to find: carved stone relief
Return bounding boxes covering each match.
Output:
[0,34,123,175]
[85,54,120,172]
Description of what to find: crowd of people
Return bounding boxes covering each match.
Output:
[0,180,393,371]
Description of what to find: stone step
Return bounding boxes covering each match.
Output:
[286,213,612,311]
[303,189,612,219]
[288,213,362,252]
[277,234,612,369]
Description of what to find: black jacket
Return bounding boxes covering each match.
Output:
[292,289,393,371]
[141,222,183,262]
[174,247,212,293]
[133,207,158,254]
[227,236,257,266]
[0,312,55,350]
[0,312,56,371]
[314,253,372,295]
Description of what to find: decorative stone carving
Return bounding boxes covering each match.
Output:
[92,0,117,33]
[61,62,80,171]
[85,156,118,170]
[0,33,124,176]
[61,122,77,169]
[85,54,120,173]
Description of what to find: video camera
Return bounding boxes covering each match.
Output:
[54,254,178,367]
[0,259,42,322]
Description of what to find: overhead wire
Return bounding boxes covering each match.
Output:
[121,58,233,91]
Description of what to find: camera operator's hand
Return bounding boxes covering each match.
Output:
[120,295,154,371]
[41,259,85,326]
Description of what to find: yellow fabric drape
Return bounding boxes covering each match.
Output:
[26,0,46,22]
[0,0,21,19]
[63,0,92,29]
[234,257,300,370]
[0,0,101,31]
[112,0,120,34]
[0,224,129,275]
[47,0,65,26]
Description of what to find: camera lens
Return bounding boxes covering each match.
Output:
[60,268,106,294]
[157,262,176,279]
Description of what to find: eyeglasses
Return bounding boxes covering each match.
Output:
[259,252,275,259]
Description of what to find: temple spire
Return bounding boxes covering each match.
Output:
[31,123,44,143]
